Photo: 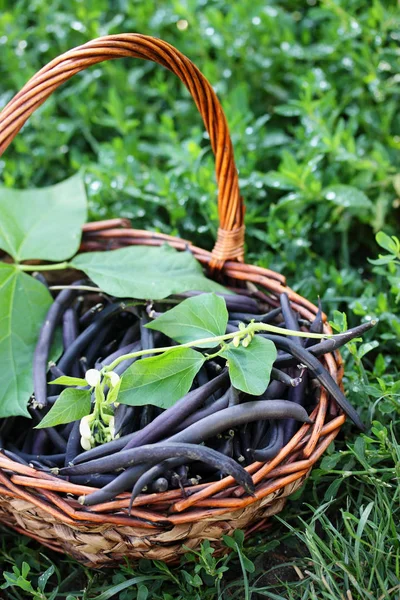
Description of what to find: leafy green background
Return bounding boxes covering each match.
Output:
[0,0,399,598]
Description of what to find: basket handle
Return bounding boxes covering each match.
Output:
[0,34,245,267]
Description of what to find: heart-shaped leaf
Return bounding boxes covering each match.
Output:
[0,172,87,262]
[221,336,277,395]
[0,263,53,417]
[35,388,91,428]
[118,347,205,409]
[71,244,229,300]
[146,293,228,347]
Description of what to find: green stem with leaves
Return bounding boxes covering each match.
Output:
[103,321,334,373]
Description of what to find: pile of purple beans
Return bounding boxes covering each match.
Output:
[0,277,373,507]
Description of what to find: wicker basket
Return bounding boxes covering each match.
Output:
[0,34,345,567]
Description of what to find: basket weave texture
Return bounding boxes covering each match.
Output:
[0,34,345,567]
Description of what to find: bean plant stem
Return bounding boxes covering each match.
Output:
[18,262,70,272]
[104,322,338,373]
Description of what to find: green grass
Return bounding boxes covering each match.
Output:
[0,0,399,597]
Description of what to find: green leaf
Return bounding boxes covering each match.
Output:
[146,293,228,347]
[357,340,379,360]
[221,336,277,395]
[49,376,88,387]
[264,171,297,190]
[90,577,159,600]
[118,347,205,409]
[368,255,396,266]
[274,104,302,117]
[35,388,91,428]
[0,264,53,418]
[0,173,87,262]
[323,478,342,502]
[323,185,372,211]
[38,565,55,593]
[375,231,400,255]
[320,453,341,471]
[71,245,229,300]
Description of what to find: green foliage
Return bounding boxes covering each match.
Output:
[34,389,91,429]
[221,336,277,395]
[146,293,228,347]
[0,263,53,417]
[118,347,205,409]
[0,184,229,420]
[0,173,87,261]
[0,0,400,598]
[71,245,228,299]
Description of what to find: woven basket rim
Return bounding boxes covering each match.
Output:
[0,221,345,520]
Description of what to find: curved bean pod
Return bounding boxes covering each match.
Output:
[70,473,116,487]
[252,421,284,461]
[84,322,113,368]
[63,400,312,476]
[95,341,141,370]
[262,380,288,400]
[122,370,229,451]
[283,372,308,444]
[274,321,376,368]
[229,306,282,324]
[30,408,67,452]
[126,458,186,510]
[62,307,80,377]
[264,334,364,430]
[280,293,303,346]
[33,284,85,407]
[57,302,128,375]
[271,367,301,387]
[114,404,138,437]
[115,443,255,497]
[71,432,136,465]
[64,420,82,467]
[79,303,104,327]
[79,464,153,506]
[119,321,141,347]
[174,392,230,433]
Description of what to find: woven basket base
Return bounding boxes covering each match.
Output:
[0,472,308,566]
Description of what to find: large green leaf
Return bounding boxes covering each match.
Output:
[118,347,205,409]
[221,336,277,395]
[0,173,87,262]
[146,293,228,347]
[71,244,229,299]
[0,263,53,418]
[35,388,91,428]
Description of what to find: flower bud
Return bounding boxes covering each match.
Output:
[80,436,92,451]
[85,369,101,387]
[108,371,120,388]
[233,335,241,348]
[79,414,93,439]
[108,416,115,439]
